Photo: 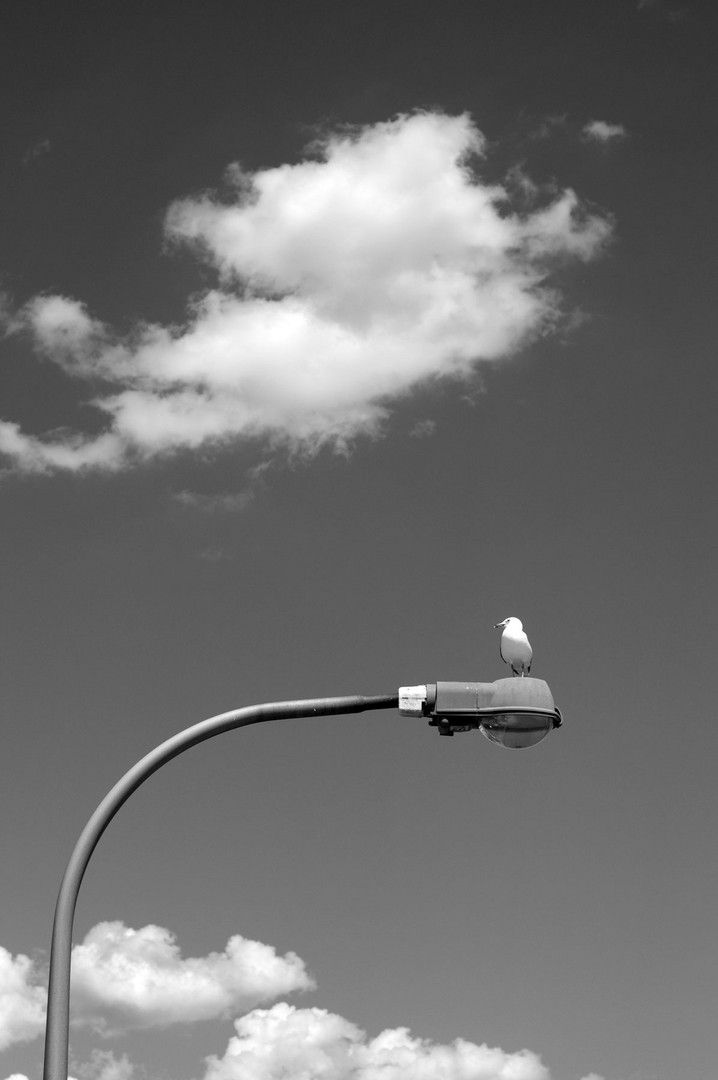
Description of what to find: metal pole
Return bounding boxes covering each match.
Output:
[43,693,398,1080]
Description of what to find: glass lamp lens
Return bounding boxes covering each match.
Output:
[479,712,552,749]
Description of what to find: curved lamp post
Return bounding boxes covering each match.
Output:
[43,677,562,1080]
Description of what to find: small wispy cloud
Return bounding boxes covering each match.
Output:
[528,114,628,149]
[408,419,436,439]
[637,0,689,19]
[581,120,629,144]
[529,113,568,140]
[73,1050,135,1080]
[172,457,271,518]
[0,111,612,476]
[173,489,255,514]
[23,139,51,166]
[197,545,233,562]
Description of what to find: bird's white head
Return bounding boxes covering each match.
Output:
[493,617,523,631]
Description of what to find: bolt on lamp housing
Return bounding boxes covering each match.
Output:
[399,678,562,748]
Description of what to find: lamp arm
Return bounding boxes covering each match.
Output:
[43,693,397,1080]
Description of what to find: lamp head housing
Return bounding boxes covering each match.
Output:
[399,678,562,749]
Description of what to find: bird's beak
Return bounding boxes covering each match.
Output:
[493,622,504,629]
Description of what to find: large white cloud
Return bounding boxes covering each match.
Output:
[69,922,314,1035]
[0,923,312,1050]
[0,111,612,474]
[200,1002,606,1080]
[0,947,46,1051]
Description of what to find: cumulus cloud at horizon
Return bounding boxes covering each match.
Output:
[0,922,312,1049]
[0,935,612,1080]
[0,111,612,475]
[199,1002,607,1080]
[1,1000,610,1080]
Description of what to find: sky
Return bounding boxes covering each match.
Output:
[1,2,717,1080]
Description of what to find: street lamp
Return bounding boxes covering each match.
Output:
[43,676,562,1080]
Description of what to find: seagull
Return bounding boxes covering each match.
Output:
[493,617,533,676]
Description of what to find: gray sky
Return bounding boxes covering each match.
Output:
[1,3,717,1080]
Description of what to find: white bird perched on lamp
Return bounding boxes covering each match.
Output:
[493,617,533,676]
